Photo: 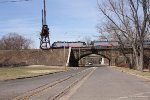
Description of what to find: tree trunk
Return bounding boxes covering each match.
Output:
[130,53,135,69]
[126,57,132,69]
[132,44,140,70]
[133,44,144,71]
[149,63,150,72]
[135,53,140,70]
[138,44,144,71]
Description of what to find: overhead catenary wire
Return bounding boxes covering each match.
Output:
[0,0,32,3]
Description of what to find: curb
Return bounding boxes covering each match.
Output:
[3,71,65,82]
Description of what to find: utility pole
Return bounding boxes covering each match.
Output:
[79,47,80,66]
[64,41,67,71]
[40,0,50,50]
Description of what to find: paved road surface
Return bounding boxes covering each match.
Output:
[1,66,150,100]
[60,67,150,100]
[0,67,88,100]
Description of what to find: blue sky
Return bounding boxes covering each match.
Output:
[0,0,101,48]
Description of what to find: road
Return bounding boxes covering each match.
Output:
[0,66,150,100]
[0,67,91,100]
[59,67,150,100]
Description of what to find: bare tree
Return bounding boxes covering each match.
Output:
[97,0,150,71]
[83,36,92,46]
[0,33,33,50]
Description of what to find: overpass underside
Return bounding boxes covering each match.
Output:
[68,47,121,67]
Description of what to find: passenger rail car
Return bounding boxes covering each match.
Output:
[90,41,119,48]
[52,41,86,48]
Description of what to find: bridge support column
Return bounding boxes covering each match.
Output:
[101,58,105,65]
[68,53,79,67]
[69,60,78,67]
[110,56,116,66]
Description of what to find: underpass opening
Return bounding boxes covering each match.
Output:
[77,53,110,67]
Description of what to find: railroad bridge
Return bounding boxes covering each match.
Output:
[67,47,132,67]
[0,47,149,67]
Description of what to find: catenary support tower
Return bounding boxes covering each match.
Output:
[40,0,50,49]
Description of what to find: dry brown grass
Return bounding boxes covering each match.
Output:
[0,65,68,81]
[110,66,150,79]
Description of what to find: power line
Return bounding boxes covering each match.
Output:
[0,0,32,3]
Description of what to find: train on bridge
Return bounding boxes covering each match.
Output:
[51,41,119,48]
[51,40,150,48]
[51,41,86,48]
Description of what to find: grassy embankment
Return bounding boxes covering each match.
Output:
[111,66,150,79]
[0,65,68,81]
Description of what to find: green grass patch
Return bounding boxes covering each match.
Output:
[0,66,68,81]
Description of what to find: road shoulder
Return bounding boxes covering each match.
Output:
[109,66,150,81]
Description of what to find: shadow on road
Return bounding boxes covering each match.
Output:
[79,64,109,67]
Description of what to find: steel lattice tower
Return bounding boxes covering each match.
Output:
[40,0,50,50]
